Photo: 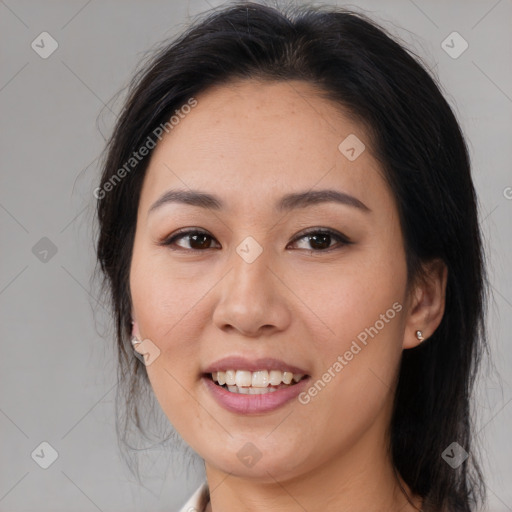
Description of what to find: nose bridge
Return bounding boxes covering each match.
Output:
[227,237,274,308]
[232,239,270,293]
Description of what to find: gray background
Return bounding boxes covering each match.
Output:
[1,0,511,510]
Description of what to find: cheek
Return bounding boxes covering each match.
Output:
[294,249,406,345]
[291,280,405,466]
[130,257,210,438]
[296,249,407,409]
[129,246,205,391]
[130,243,212,339]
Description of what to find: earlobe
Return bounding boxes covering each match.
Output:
[131,319,140,338]
[403,259,448,349]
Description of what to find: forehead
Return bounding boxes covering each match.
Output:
[139,79,391,216]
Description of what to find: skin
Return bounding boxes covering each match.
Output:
[129,79,447,512]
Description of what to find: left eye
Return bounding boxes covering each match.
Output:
[289,229,352,251]
[159,228,351,252]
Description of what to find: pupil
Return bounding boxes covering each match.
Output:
[191,234,209,249]
[310,234,330,250]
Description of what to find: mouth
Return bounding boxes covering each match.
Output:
[202,369,311,414]
[202,356,311,412]
[205,369,309,395]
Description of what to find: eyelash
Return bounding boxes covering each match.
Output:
[159,227,352,253]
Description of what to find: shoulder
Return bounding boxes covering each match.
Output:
[176,481,209,512]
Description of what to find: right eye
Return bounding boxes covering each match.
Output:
[159,229,221,251]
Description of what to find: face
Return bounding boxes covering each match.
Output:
[129,79,411,482]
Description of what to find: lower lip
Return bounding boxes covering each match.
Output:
[202,375,310,414]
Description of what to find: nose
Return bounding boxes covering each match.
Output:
[212,245,292,337]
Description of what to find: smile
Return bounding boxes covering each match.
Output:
[211,369,306,393]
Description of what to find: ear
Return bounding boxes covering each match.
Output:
[403,258,448,349]
[131,318,140,339]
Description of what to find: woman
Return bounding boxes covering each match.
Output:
[95,2,488,511]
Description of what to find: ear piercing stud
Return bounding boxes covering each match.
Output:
[415,330,424,342]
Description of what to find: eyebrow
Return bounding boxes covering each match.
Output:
[148,188,370,215]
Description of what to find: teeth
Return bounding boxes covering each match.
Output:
[269,370,282,386]
[212,369,305,388]
[248,386,276,394]
[252,370,269,387]
[225,370,236,386]
[282,372,293,384]
[227,384,280,394]
[235,370,252,387]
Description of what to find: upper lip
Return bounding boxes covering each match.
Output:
[203,356,309,375]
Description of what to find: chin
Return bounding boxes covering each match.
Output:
[203,442,307,482]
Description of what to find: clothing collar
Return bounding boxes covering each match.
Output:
[177,481,209,512]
